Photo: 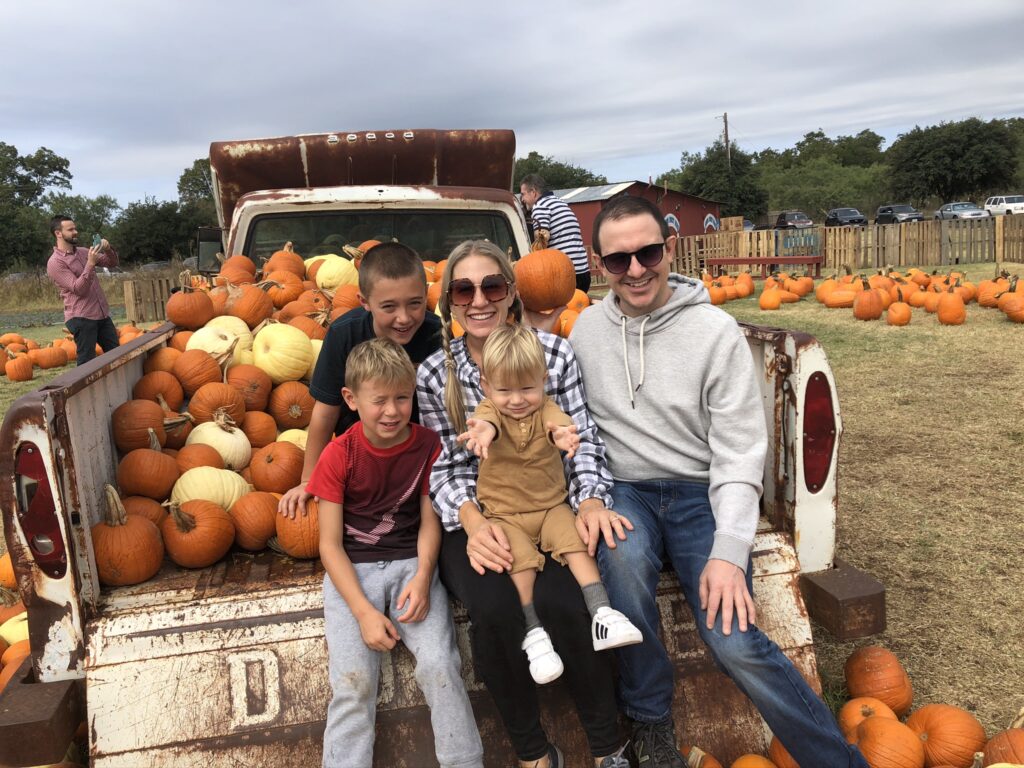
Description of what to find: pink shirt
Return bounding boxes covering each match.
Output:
[46,246,119,320]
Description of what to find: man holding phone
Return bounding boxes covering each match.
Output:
[46,215,120,366]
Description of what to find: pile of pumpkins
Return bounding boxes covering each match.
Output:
[755,268,1024,325]
[680,645,1024,768]
[0,551,30,694]
[701,271,757,306]
[2,322,151,382]
[88,240,584,588]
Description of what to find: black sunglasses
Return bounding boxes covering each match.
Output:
[447,274,512,306]
[600,242,666,275]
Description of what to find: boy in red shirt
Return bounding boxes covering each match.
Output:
[306,337,482,768]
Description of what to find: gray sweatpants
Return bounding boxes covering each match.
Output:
[322,559,484,768]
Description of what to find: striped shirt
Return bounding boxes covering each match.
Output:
[416,329,614,530]
[530,192,589,274]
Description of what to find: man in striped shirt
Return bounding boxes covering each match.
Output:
[520,174,592,293]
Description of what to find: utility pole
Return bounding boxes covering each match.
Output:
[721,112,731,171]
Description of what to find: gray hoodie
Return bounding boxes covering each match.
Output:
[569,274,767,570]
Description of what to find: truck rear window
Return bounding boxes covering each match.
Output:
[244,211,520,263]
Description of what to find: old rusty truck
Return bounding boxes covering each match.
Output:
[0,129,874,767]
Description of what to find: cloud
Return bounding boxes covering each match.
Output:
[2,0,1022,204]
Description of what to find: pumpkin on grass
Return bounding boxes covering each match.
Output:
[905,703,986,768]
[844,645,914,716]
[91,485,164,587]
[854,717,925,768]
[514,248,576,312]
[982,728,1024,765]
[161,500,235,569]
[229,492,280,551]
[839,697,898,740]
[274,497,320,559]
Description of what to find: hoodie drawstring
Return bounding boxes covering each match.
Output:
[621,315,650,409]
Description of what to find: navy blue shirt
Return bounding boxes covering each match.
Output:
[309,307,442,436]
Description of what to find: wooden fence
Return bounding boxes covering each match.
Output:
[591,217,1024,285]
[123,278,173,323]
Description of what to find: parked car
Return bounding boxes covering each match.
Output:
[935,202,990,220]
[984,195,1024,216]
[824,208,867,227]
[775,210,814,229]
[875,204,924,225]
[139,260,173,271]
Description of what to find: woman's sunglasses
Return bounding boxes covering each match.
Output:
[447,274,512,306]
[600,242,666,275]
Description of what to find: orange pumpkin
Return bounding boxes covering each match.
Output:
[120,495,168,528]
[111,400,168,453]
[768,737,799,768]
[729,756,776,768]
[759,288,783,311]
[174,443,226,475]
[262,242,305,279]
[116,432,179,500]
[905,703,986,768]
[166,273,215,330]
[514,249,576,312]
[188,382,247,425]
[268,382,314,431]
[144,347,182,375]
[844,646,913,717]
[240,411,279,450]
[172,349,223,397]
[981,728,1024,765]
[275,497,320,559]
[262,269,305,309]
[225,364,274,412]
[229,492,280,551]
[133,370,185,411]
[332,283,363,314]
[936,287,966,326]
[249,441,304,494]
[227,284,275,329]
[161,500,235,569]
[853,717,925,768]
[91,485,164,586]
[838,697,898,740]
[558,309,579,338]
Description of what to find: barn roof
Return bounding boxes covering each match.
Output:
[553,181,722,205]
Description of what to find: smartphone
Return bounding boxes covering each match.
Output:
[92,234,102,249]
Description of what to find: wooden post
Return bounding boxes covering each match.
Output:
[995,214,1005,275]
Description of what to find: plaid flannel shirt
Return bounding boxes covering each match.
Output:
[416,329,614,531]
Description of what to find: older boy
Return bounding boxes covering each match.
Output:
[569,196,869,768]
[308,338,483,768]
[280,242,440,517]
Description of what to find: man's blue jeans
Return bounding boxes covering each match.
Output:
[597,480,868,768]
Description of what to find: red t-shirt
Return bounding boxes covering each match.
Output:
[306,423,440,563]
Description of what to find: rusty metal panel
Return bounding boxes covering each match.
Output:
[85,530,817,767]
[210,129,516,231]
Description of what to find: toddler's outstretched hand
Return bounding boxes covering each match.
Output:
[458,418,497,460]
[549,422,580,459]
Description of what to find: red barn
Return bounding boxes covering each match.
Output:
[554,181,722,250]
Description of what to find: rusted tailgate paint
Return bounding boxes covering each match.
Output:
[210,129,516,231]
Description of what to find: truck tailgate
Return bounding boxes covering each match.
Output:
[85,526,815,767]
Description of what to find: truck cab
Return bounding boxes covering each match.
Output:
[0,130,856,767]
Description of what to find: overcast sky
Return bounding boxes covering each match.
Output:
[3,1,1023,208]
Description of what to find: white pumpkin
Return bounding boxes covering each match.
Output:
[253,323,313,384]
[314,254,358,291]
[277,428,308,451]
[171,466,252,510]
[205,315,254,363]
[186,326,238,361]
[186,418,252,470]
[305,339,323,381]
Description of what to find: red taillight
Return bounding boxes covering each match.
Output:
[15,441,67,579]
[802,372,836,493]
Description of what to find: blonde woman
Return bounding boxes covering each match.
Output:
[416,241,630,768]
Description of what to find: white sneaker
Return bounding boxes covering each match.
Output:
[592,607,643,651]
[522,627,564,684]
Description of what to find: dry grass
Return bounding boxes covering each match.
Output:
[723,261,1024,734]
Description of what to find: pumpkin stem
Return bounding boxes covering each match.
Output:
[167,502,197,534]
[1011,705,1024,729]
[283,241,294,254]
[971,753,983,768]
[146,428,162,452]
[212,410,239,432]
[103,484,128,527]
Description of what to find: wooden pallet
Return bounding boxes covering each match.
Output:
[123,279,173,323]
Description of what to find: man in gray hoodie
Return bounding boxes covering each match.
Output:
[568,196,867,768]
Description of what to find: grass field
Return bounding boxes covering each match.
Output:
[1,262,1021,736]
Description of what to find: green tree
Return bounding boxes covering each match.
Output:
[109,197,190,264]
[834,130,885,167]
[758,156,888,219]
[514,151,607,190]
[657,140,768,220]
[41,192,122,243]
[888,118,1015,202]
[177,158,217,229]
[0,143,73,270]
